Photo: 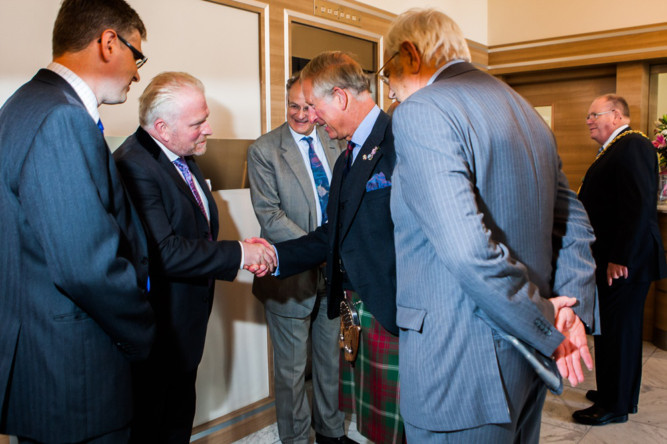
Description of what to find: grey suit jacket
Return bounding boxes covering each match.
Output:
[0,69,153,442]
[391,62,597,431]
[248,123,343,317]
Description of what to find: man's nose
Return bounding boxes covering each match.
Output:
[308,107,318,124]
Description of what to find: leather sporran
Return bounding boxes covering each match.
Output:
[339,299,361,363]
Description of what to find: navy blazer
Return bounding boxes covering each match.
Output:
[114,127,242,371]
[275,111,398,334]
[0,70,153,442]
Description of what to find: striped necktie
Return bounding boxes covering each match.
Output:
[345,141,355,173]
[172,157,208,222]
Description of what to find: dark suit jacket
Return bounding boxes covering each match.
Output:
[275,111,398,334]
[578,127,667,283]
[114,127,242,371]
[0,69,153,442]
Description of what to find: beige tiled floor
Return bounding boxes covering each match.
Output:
[237,340,667,443]
[541,340,667,443]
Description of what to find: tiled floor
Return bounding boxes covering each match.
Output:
[236,340,667,443]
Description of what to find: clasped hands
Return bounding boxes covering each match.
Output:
[241,237,276,278]
[549,296,594,387]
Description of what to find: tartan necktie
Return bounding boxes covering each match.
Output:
[172,157,209,222]
[303,136,330,224]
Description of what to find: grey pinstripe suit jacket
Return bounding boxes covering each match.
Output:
[390,62,598,431]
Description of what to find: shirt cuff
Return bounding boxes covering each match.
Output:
[238,241,244,269]
[272,245,280,276]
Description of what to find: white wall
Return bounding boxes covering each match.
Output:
[358,0,488,44]
[488,0,666,45]
[0,0,262,140]
[194,189,269,427]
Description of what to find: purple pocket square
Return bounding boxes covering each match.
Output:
[365,172,391,192]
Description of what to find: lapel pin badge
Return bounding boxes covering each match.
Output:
[363,146,379,161]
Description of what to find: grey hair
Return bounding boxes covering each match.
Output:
[386,8,471,67]
[300,51,370,99]
[139,72,205,128]
[599,94,630,118]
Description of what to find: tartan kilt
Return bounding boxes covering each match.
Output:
[339,292,404,444]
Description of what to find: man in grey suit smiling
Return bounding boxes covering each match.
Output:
[247,74,349,444]
[382,9,599,443]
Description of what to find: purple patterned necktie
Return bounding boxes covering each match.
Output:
[173,157,208,222]
[303,136,330,224]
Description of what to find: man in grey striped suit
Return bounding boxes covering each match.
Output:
[382,9,599,443]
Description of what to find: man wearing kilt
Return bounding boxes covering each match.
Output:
[249,51,403,444]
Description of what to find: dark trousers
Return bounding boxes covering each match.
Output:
[18,427,130,444]
[594,278,650,414]
[130,361,198,444]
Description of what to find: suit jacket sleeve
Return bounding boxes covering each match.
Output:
[551,163,599,333]
[247,140,308,242]
[393,99,564,356]
[274,224,328,278]
[115,152,241,282]
[20,105,154,358]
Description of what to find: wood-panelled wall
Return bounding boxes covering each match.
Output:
[489,23,667,75]
[494,23,667,344]
[506,68,616,189]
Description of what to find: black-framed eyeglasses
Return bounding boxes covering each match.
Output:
[376,52,398,86]
[586,110,614,121]
[117,33,148,68]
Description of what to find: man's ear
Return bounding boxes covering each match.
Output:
[400,41,422,74]
[154,119,169,142]
[332,87,348,110]
[98,29,118,63]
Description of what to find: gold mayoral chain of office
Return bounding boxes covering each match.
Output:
[578,130,651,195]
[595,130,650,160]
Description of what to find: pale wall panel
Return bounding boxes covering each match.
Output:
[0,0,262,140]
[103,0,261,139]
[358,0,488,44]
[194,189,268,427]
[488,0,666,45]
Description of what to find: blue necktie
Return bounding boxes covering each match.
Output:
[303,136,330,225]
[97,119,104,134]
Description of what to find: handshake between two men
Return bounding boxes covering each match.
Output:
[239,236,594,388]
[239,238,594,387]
[241,237,277,277]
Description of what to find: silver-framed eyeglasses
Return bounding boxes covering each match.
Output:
[376,52,398,86]
[586,110,614,120]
